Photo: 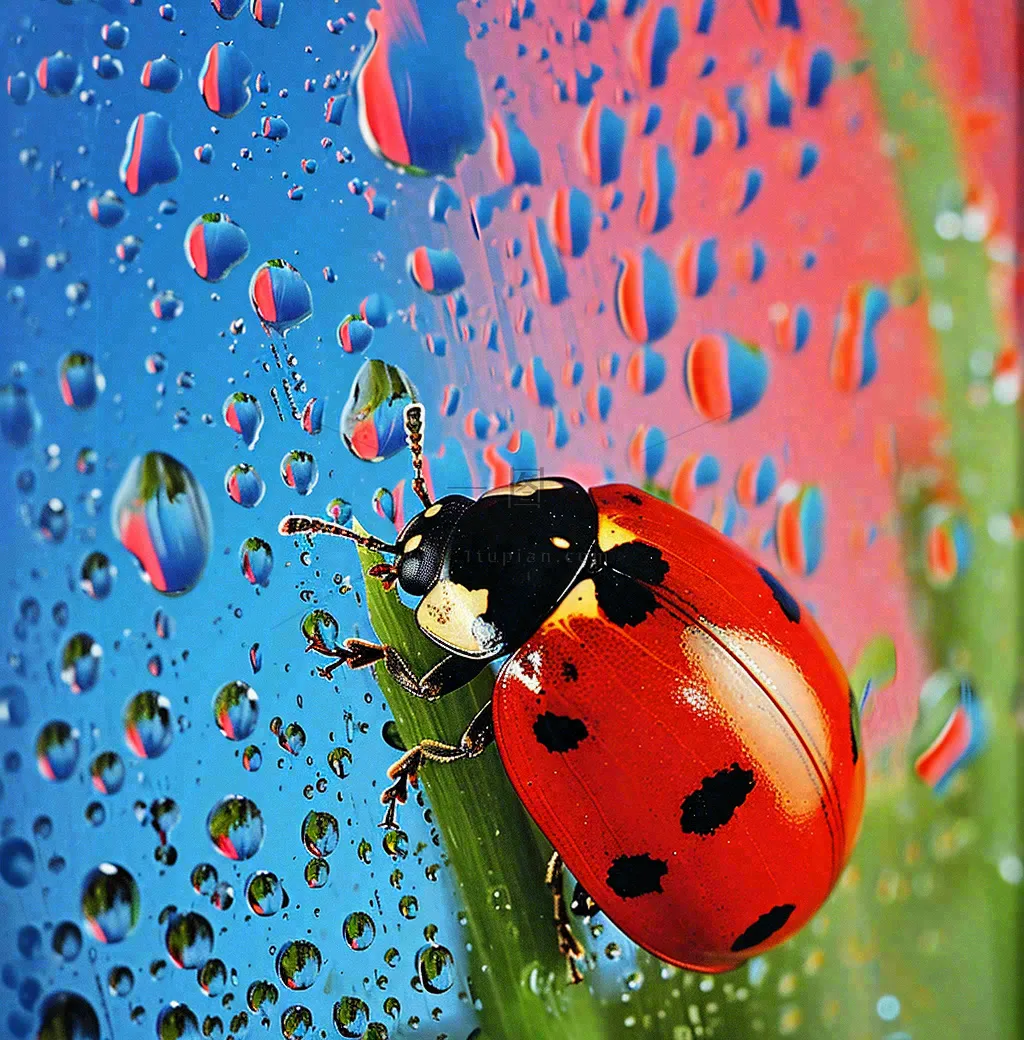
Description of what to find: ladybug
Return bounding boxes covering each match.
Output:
[280,404,865,980]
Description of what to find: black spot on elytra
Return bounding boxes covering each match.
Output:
[561,660,578,682]
[624,492,643,506]
[848,685,860,765]
[606,853,668,899]
[730,903,796,952]
[680,762,756,836]
[533,712,588,753]
[570,880,599,918]
[594,569,659,626]
[605,541,670,585]
[757,566,801,623]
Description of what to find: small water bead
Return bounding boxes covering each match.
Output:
[123,690,173,758]
[52,921,83,962]
[280,450,318,495]
[191,863,218,897]
[301,811,339,857]
[239,537,273,587]
[300,609,339,650]
[342,911,376,951]
[60,632,102,693]
[85,801,106,826]
[165,911,214,969]
[207,795,265,860]
[278,721,306,755]
[89,751,125,794]
[382,829,407,860]
[18,923,43,959]
[79,552,116,600]
[198,958,228,996]
[247,980,279,1013]
[146,352,166,374]
[37,992,100,1040]
[212,680,259,740]
[58,351,105,410]
[280,1005,313,1040]
[35,720,80,781]
[246,870,285,916]
[211,881,234,911]
[154,609,175,639]
[81,863,140,943]
[222,392,263,449]
[332,997,369,1039]
[325,498,352,524]
[276,940,322,991]
[357,839,372,864]
[112,452,212,596]
[156,1002,201,1040]
[415,944,455,994]
[0,837,36,888]
[76,447,98,475]
[107,965,134,997]
[225,462,265,508]
[304,858,329,888]
[397,895,418,920]
[242,744,262,771]
[38,498,70,542]
[34,816,53,839]
[363,1023,389,1040]
[382,997,400,1021]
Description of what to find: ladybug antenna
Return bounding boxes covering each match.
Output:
[278,515,398,555]
[404,402,432,509]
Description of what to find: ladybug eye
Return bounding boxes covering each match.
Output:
[403,533,423,553]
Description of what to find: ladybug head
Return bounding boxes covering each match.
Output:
[393,495,473,597]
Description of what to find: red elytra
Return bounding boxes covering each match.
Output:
[492,484,865,972]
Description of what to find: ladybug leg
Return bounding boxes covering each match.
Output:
[379,701,494,829]
[318,637,490,701]
[545,851,586,984]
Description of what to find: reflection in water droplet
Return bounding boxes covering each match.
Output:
[60,632,102,693]
[416,943,455,993]
[246,870,284,916]
[304,858,329,888]
[280,450,318,495]
[165,910,214,969]
[342,911,376,952]
[37,992,100,1040]
[339,360,418,462]
[123,690,173,759]
[89,751,125,795]
[281,1005,313,1040]
[239,536,273,587]
[247,980,279,1013]
[79,551,116,600]
[225,462,266,508]
[107,966,134,997]
[81,863,140,943]
[332,997,369,1039]
[276,939,322,990]
[111,452,213,595]
[301,811,339,858]
[198,957,228,996]
[207,795,265,861]
[35,720,80,781]
[155,1001,201,1040]
[212,680,260,740]
[223,392,264,449]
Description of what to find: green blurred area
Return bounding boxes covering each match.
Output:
[351,0,1021,1034]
